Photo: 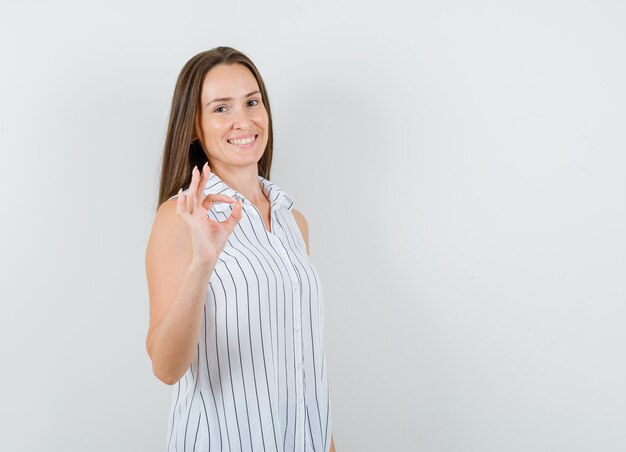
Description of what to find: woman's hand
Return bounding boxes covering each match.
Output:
[176,162,243,266]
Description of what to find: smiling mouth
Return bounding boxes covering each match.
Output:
[227,135,258,146]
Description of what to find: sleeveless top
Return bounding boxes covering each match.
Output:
[165,172,333,452]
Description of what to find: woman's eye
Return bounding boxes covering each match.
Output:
[214,100,259,112]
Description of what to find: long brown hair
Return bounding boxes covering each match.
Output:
[156,46,274,209]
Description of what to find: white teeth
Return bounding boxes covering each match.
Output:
[228,135,256,145]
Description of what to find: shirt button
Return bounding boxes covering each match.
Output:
[295,325,301,332]
[297,397,304,404]
[293,283,299,290]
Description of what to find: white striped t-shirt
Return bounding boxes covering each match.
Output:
[165,172,333,451]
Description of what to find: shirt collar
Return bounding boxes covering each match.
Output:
[205,172,294,213]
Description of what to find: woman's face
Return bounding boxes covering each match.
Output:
[196,63,269,172]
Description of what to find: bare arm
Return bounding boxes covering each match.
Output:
[145,199,216,384]
[145,164,242,385]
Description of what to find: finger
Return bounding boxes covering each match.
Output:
[201,193,237,209]
[196,162,210,205]
[175,188,187,216]
[187,166,199,214]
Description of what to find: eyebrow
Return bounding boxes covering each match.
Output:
[207,90,261,106]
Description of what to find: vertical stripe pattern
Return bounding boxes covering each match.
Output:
[165,173,333,452]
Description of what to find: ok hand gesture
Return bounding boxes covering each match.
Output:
[176,162,243,265]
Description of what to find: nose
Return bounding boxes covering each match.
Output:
[233,107,253,130]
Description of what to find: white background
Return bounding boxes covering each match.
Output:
[1,1,625,451]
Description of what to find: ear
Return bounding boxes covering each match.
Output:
[192,118,203,142]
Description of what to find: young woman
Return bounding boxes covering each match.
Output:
[145,46,336,452]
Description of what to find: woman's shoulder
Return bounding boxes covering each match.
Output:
[290,207,308,229]
[146,197,190,260]
[289,207,310,255]
[155,196,182,226]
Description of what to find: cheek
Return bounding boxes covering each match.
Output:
[203,120,227,138]
[255,110,269,127]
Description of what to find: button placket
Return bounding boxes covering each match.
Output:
[268,232,306,424]
[271,234,306,414]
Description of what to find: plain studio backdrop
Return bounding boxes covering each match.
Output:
[1,0,625,451]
